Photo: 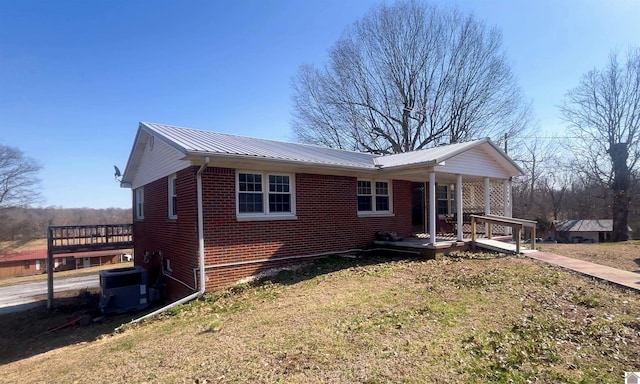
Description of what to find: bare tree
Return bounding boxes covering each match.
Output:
[561,48,640,241]
[0,143,42,208]
[510,135,562,219]
[291,0,531,154]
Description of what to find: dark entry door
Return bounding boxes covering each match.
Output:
[411,182,425,231]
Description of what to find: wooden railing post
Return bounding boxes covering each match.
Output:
[47,227,54,310]
[471,217,477,251]
[531,226,537,250]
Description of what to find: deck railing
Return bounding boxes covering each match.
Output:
[48,224,133,254]
[46,224,133,309]
[470,215,537,254]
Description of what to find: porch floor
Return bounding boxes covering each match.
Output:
[373,232,519,257]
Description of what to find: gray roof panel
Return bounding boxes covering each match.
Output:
[137,122,522,177]
[553,220,614,232]
[375,139,487,168]
[142,122,377,168]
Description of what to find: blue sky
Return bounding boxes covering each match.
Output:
[1,0,639,209]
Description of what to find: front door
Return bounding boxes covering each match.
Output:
[83,257,90,268]
[411,182,425,233]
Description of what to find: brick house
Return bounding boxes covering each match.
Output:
[120,122,523,300]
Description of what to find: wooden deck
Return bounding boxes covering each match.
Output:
[46,224,133,310]
[474,238,537,254]
[374,228,537,257]
[374,233,514,258]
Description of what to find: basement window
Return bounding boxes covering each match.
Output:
[236,171,296,221]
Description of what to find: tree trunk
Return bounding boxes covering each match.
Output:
[612,190,630,241]
[609,143,631,241]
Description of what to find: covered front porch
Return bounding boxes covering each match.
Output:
[372,138,529,255]
[409,174,514,243]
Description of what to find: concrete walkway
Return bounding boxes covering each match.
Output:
[527,251,640,292]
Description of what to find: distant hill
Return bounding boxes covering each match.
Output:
[0,207,132,243]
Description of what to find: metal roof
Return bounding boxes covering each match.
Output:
[141,122,377,169]
[374,139,489,168]
[123,122,522,181]
[553,220,615,232]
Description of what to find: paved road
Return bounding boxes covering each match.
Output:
[0,275,99,313]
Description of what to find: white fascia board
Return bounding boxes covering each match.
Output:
[120,127,146,187]
[182,151,377,172]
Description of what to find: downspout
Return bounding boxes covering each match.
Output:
[119,157,210,328]
[195,157,209,296]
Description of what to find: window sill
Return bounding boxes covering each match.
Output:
[358,212,395,218]
[236,215,298,222]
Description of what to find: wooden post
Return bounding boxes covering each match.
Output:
[471,217,477,251]
[515,227,521,254]
[531,226,537,250]
[47,227,54,310]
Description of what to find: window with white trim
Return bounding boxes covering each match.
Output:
[358,180,392,214]
[168,174,178,219]
[436,184,456,216]
[237,172,295,218]
[135,187,144,220]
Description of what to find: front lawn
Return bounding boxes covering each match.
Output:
[1,252,639,383]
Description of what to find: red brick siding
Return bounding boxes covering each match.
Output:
[135,166,413,297]
[201,168,412,291]
[133,167,199,298]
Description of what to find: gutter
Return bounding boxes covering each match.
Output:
[118,157,210,329]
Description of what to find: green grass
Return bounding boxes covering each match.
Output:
[2,252,640,383]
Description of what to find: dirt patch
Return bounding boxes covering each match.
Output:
[0,291,149,365]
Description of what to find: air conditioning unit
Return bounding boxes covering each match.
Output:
[99,266,149,314]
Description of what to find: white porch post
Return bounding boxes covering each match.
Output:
[429,172,436,245]
[503,178,512,235]
[423,182,428,234]
[484,177,491,235]
[456,174,463,241]
[503,178,512,217]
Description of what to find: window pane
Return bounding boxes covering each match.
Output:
[239,173,262,192]
[376,196,389,211]
[269,175,290,193]
[239,193,263,213]
[437,200,448,215]
[269,194,291,212]
[437,185,448,199]
[375,182,388,196]
[358,181,371,195]
[171,196,177,216]
[358,196,372,211]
